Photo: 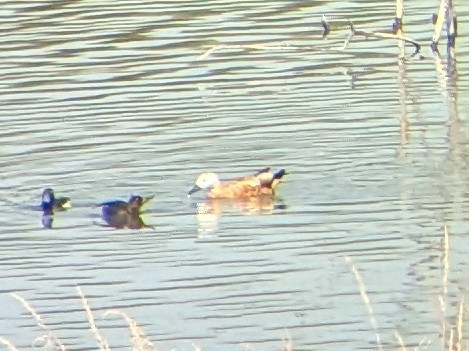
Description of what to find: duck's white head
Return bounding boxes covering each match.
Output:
[187,172,220,197]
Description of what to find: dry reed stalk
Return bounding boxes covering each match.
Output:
[394,330,407,351]
[344,256,382,351]
[438,295,447,350]
[446,0,456,50]
[104,310,154,351]
[443,226,450,296]
[394,0,409,150]
[0,337,21,351]
[395,0,403,22]
[394,0,404,53]
[448,327,454,351]
[191,342,203,351]
[10,293,66,351]
[439,226,450,349]
[455,296,464,351]
[281,329,293,351]
[240,342,254,351]
[76,286,110,351]
[394,0,404,36]
[431,0,447,48]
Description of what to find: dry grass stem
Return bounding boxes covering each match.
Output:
[0,337,21,351]
[344,256,382,351]
[438,294,447,349]
[394,330,407,351]
[10,293,66,351]
[76,286,110,351]
[455,296,464,351]
[104,309,154,351]
[282,329,293,351]
[10,293,46,330]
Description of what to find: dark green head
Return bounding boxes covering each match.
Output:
[41,188,55,213]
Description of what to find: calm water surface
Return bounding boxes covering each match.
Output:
[0,0,468,350]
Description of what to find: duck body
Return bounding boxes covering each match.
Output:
[98,195,153,216]
[188,168,287,199]
[41,188,71,215]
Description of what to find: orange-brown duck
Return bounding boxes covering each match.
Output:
[187,167,287,199]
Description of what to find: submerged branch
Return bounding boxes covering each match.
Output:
[347,20,421,57]
[198,17,422,60]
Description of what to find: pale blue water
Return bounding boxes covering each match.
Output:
[0,1,468,350]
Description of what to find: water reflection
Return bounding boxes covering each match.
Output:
[194,196,287,237]
[95,212,154,230]
[41,214,54,229]
[1,0,468,348]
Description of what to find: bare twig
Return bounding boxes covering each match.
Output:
[198,17,421,59]
[347,20,420,56]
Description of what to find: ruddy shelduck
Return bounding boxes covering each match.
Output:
[187,167,287,199]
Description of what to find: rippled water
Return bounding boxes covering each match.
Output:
[0,0,468,350]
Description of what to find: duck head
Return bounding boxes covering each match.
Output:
[187,172,220,197]
[41,188,55,213]
[127,195,144,213]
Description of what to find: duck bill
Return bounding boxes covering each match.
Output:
[187,185,201,198]
[62,200,72,209]
[142,195,155,206]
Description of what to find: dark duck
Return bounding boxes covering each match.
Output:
[41,188,71,215]
[97,194,154,217]
[96,194,154,230]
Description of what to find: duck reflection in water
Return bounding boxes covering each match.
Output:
[96,211,154,230]
[95,194,155,230]
[40,188,71,229]
[193,196,287,237]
